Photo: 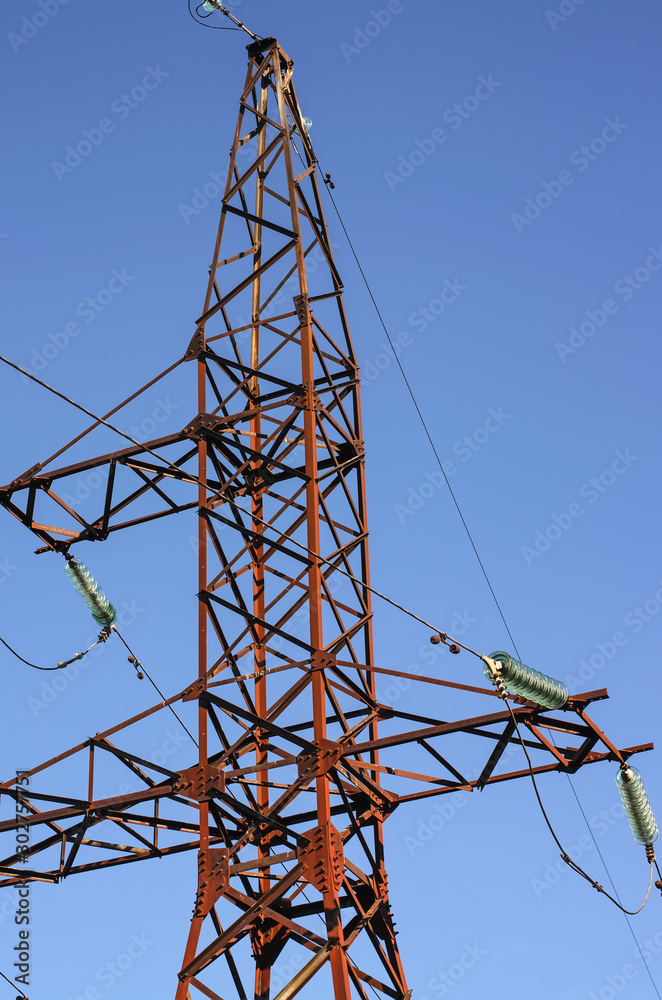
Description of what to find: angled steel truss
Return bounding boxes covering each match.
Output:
[0,36,652,1000]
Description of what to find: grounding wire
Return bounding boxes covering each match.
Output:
[0,634,100,671]
[320,183,522,660]
[111,626,199,749]
[0,965,27,996]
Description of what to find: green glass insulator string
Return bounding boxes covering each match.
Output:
[64,556,118,628]
[616,765,659,847]
[484,650,569,710]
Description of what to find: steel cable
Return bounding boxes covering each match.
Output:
[0,634,100,671]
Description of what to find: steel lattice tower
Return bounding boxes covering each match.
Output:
[0,36,652,1000]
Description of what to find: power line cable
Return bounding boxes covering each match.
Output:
[111,626,199,749]
[0,354,200,483]
[0,634,100,671]
[0,965,28,997]
[563,775,662,998]
[493,683,654,917]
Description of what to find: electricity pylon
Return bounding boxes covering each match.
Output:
[0,36,652,1000]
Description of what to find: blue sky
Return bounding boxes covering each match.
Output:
[1,1,662,998]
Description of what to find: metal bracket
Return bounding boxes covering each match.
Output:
[182,678,206,702]
[184,327,205,362]
[175,764,225,801]
[194,848,230,918]
[293,293,310,326]
[287,388,321,411]
[183,413,224,439]
[7,464,44,490]
[298,823,344,894]
[311,652,336,672]
[297,739,344,780]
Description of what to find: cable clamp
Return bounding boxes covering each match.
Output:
[55,651,85,669]
[482,655,508,699]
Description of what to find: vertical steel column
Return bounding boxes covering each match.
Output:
[252,68,271,1000]
[273,53,353,1000]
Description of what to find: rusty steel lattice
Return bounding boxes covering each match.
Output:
[0,36,653,1000]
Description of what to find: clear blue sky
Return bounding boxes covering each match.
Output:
[1,1,662,997]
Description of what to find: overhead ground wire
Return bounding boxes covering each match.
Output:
[321,184,522,660]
